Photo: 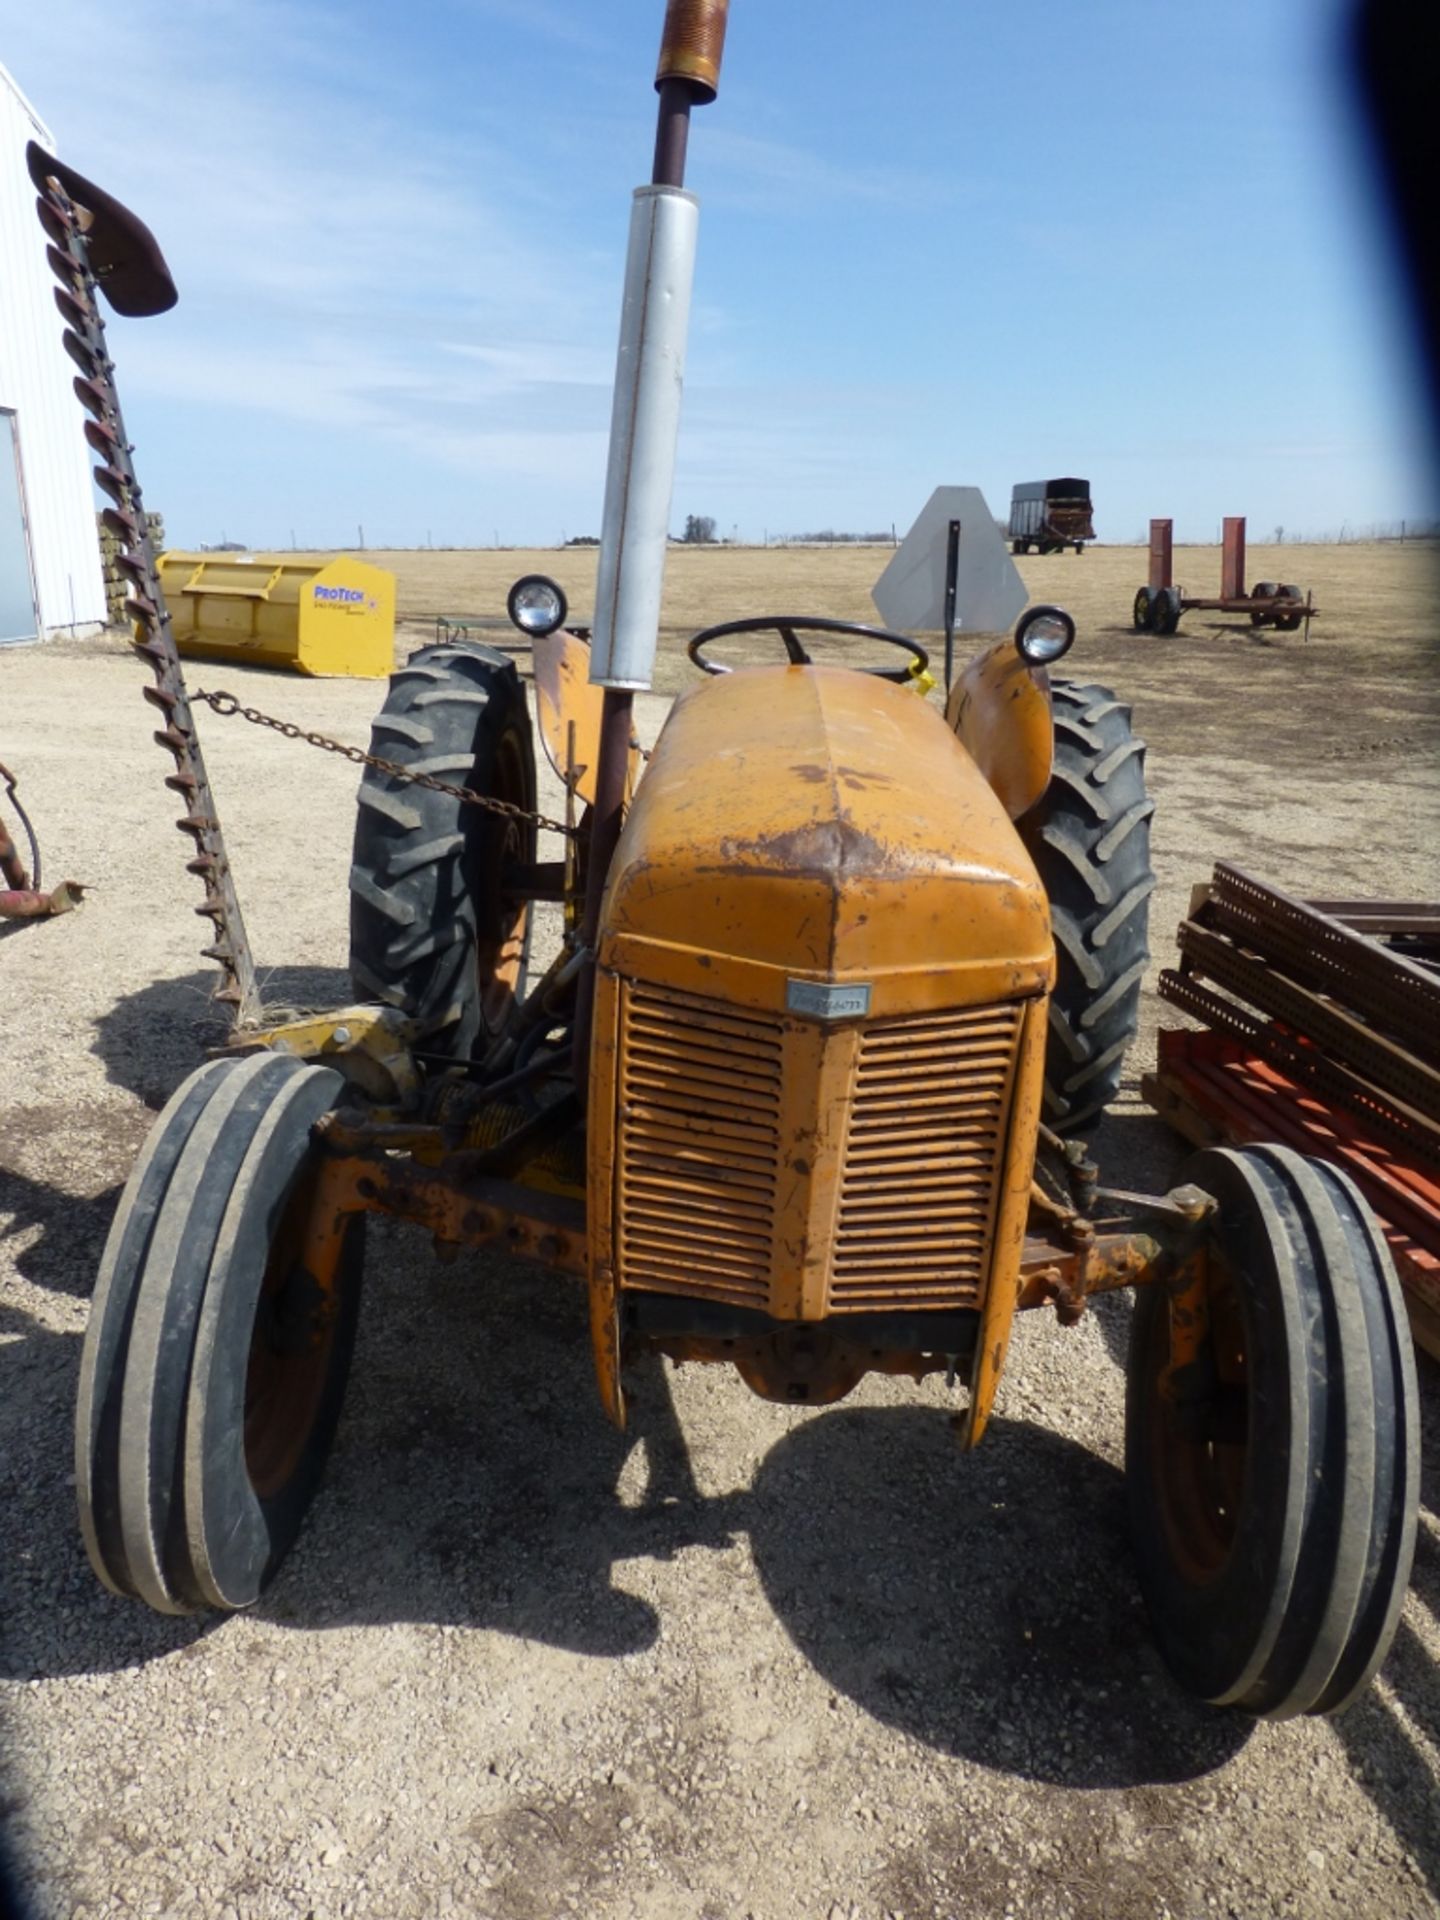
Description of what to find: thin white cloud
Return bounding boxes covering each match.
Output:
[703,126,968,212]
[9,0,624,461]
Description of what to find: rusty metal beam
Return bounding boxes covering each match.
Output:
[1146,1031,1440,1360]
[1220,516,1246,599]
[1159,969,1440,1170]
[318,1149,588,1277]
[1148,518,1173,591]
[1205,863,1440,1063]
[1176,917,1440,1126]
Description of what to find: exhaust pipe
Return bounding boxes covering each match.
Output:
[588,0,729,691]
[587,185,700,690]
[573,0,729,1093]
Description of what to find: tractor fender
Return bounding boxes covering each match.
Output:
[532,628,640,808]
[944,637,1053,822]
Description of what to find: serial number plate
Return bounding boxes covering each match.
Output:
[786,979,872,1021]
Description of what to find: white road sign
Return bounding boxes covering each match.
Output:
[872,486,1027,636]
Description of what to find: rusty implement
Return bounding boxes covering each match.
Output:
[0,881,85,921]
[1145,861,1440,1357]
[1133,517,1317,638]
[0,761,85,920]
[26,145,258,1024]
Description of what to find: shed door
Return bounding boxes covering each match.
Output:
[1,410,40,645]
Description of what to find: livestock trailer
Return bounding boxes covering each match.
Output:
[1008,478,1094,554]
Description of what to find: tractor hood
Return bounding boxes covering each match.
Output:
[599,665,1053,1018]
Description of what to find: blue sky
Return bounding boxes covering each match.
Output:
[7,0,1433,548]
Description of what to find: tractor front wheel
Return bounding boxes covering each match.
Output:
[349,642,537,1065]
[1126,1145,1418,1718]
[1018,680,1154,1132]
[76,1055,365,1613]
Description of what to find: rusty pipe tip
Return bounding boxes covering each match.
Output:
[655,0,728,102]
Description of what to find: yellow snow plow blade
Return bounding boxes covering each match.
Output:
[153,552,396,678]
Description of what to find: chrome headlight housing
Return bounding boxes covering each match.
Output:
[1014,604,1076,666]
[506,574,568,638]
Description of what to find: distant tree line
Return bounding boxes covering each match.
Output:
[760,530,896,547]
[1129,520,1439,545]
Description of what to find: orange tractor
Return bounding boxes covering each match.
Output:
[39,0,1415,1720]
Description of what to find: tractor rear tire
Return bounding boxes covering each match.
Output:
[76,1055,365,1613]
[1126,1146,1418,1718]
[349,642,536,1064]
[1018,680,1155,1133]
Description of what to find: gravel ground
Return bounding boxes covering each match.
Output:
[2,554,1439,1920]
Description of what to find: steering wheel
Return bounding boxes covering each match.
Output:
[687,615,930,684]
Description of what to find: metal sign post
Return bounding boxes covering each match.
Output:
[942,517,961,692]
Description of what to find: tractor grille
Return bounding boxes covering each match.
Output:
[830,1004,1022,1308]
[613,984,1023,1315]
[616,984,783,1309]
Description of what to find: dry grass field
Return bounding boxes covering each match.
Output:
[371,534,1440,698]
[1,536,1438,1920]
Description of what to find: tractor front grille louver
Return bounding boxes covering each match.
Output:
[613,984,1023,1316]
[830,1005,1021,1306]
[616,984,783,1309]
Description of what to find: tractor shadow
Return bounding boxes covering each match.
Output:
[260,1234,730,1662]
[89,964,353,1110]
[282,1238,1247,1788]
[1331,1346,1440,1902]
[1,1191,1244,1797]
[0,1163,216,1684]
[747,1404,1247,1788]
[1077,1100,1189,1374]
[7,1199,1437,1823]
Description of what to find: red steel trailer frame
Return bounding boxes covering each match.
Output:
[1133,517,1316,637]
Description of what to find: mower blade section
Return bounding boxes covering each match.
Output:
[30,163,259,1027]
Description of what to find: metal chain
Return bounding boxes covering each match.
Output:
[191,688,576,837]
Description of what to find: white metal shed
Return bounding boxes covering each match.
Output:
[0,61,106,644]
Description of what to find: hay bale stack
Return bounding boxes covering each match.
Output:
[97,511,167,625]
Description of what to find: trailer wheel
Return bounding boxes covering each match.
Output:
[1012,539,1027,556]
[1126,1146,1418,1718]
[76,1055,366,1613]
[1151,587,1182,636]
[1275,584,1305,632]
[1131,587,1155,633]
[349,642,536,1063]
[1249,582,1280,627]
[1018,681,1154,1132]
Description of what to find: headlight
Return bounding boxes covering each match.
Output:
[1014,604,1076,666]
[506,574,568,638]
